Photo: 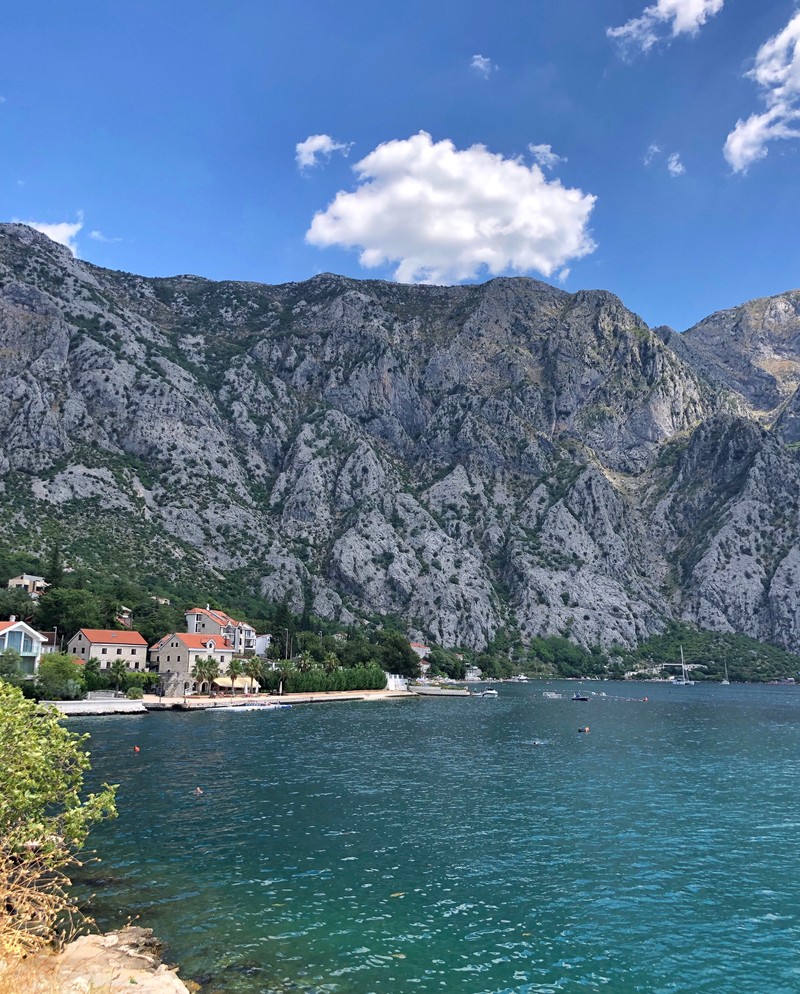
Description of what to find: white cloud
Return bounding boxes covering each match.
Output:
[306,131,597,284]
[295,134,352,170]
[724,13,800,173]
[528,143,565,170]
[88,229,122,243]
[14,212,84,256]
[470,54,496,78]
[643,142,662,165]
[667,152,686,176]
[608,0,724,54]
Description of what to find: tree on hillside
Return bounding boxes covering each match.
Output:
[0,682,116,954]
[44,541,64,589]
[133,600,185,648]
[0,588,38,624]
[337,633,373,668]
[428,647,466,680]
[377,632,420,679]
[35,589,105,641]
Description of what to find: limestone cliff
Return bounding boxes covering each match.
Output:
[1,223,798,651]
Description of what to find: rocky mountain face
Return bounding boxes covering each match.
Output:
[1,222,799,651]
[662,290,800,424]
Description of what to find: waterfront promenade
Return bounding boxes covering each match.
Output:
[142,687,414,710]
[46,687,413,716]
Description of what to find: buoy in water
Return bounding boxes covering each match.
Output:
[133,746,140,753]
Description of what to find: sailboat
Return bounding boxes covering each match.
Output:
[673,646,694,686]
[721,663,730,686]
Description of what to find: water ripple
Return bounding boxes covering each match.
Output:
[75,683,800,994]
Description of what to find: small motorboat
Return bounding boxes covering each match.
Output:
[479,688,499,698]
[571,692,589,702]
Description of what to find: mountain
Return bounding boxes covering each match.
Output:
[2,222,799,652]
[663,290,800,418]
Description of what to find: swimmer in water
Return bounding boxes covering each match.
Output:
[194,787,204,797]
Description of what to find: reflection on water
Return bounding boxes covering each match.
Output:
[76,682,800,993]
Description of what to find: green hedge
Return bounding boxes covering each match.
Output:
[277,664,387,694]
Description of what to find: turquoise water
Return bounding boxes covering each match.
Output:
[76,682,800,993]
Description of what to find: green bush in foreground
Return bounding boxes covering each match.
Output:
[0,682,117,862]
[0,682,117,954]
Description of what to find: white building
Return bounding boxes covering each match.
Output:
[149,631,237,696]
[7,574,49,599]
[255,633,273,657]
[185,606,256,655]
[66,629,149,670]
[0,617,47,676]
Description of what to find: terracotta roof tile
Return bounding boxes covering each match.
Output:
[75,629,148,645]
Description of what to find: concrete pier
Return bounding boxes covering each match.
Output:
[46,698,148,716]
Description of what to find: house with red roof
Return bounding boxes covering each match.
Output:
[185,605,256,654]
[66,628,148,670]
[149,632,236,697]
[0,616,47,676]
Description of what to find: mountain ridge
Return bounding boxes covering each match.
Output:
[2,222,799,652]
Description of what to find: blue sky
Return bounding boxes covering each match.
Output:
[1,0,798,330]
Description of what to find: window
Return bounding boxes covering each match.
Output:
[22,636,32,654]
[101,648,107,655]
[167,655,171,662]
[117,648,122,655]
[132,648,138,655]
[81,647,86,654]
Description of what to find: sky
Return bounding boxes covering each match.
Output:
[1,0,799,331]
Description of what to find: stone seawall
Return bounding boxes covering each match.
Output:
[45,699,148,716]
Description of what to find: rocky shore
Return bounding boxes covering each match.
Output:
[28,927,194,994]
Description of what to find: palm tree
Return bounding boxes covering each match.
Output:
[323,651,340,675]
[243,657,262,695]
[190,657,209,694]
[191,656,219,695]
[295,652,313,674]
[109,658,128,692]
[277,660,294,696]
[227,658,244,696]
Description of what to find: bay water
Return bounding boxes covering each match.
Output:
[75,682,800,993]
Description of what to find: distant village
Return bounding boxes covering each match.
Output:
[1,572,451,697]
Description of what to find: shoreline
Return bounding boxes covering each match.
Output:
[48,687,415,716]
[143,687,414,710]
[20,926,193,994]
